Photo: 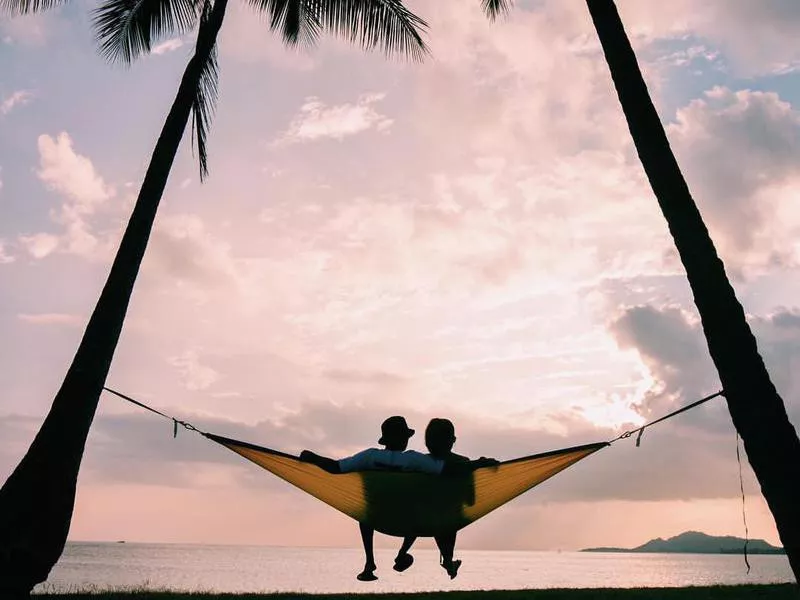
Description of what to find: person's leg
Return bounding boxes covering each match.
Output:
[393,536,416,572]
[435,532,461,579]
[357,523,378,581]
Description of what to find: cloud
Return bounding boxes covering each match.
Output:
[0,13,51,46]
[37,133,113,209]
[322,368,408,387]
[0,378,753,509]
[20,133,118,260]
[17,313,84,326]
[0,240,14,264]
[409,2,631,165]
[169,349,221,391]
[18,232,59,259]
[608,303,800,431]
[145,213,240,291]
[610,305,714,405]
[5,0,800,552]
[664,88,800,277]
[654,44,722,69]
[617,0,800,75]
[151,38,184,55]
[274,93,393,145]
[667,88,800,271]
[1,90,33,115]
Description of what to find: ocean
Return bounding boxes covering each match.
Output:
[33,543,794,594]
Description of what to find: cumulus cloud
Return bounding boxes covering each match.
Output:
[0,240,14,264]
[609,303,800,432]
[2,394,770,548]
[411,2,628,163]
[617,0,800,75]
[275,93,393,145]
[37,132,113,209]
[169,349,221,391]
[668,87,800,272]
[1,90,33,115]
[146,213,240,291]
[610,305,714,405]
[18,232,59,259]
[22,132,117,260]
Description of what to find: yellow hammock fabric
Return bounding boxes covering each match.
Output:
[204,433,607,537]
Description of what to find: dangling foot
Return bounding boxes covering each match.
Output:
[357,569,378,582]
[441,558,462,579]
[393,552,414,572]
[357,562,378,582]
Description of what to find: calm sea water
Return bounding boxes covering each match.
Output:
[34,543,794,594]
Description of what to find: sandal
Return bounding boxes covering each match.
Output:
[393,552,414,572]
[357,570,378,582]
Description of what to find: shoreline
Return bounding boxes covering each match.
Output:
[37,583,797,599]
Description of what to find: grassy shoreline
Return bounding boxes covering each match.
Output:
[37,584,797,600]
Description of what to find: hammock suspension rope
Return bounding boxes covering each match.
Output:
[100,385,748,560]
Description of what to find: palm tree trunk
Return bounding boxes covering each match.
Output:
[586,0,800,581]
[0,0,229,595]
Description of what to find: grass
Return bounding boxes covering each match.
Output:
[35,584,798,600]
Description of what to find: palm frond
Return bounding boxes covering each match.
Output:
[315,0,429,61]
[249,0,428,61]
[191,0,220,180]
[481,0,512,21]
[0,0,66,16]
[248,0,321,49]
[92,0,203,64]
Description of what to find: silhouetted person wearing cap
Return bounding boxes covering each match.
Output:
[300,416,441,581]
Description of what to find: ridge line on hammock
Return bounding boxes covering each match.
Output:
[204,431,609,468]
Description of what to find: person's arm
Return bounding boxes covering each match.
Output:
[299,450,342,474]
[337,449,377,473]
[403,451,445,474]
[442,456,499,475]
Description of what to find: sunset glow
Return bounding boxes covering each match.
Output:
[2,0,800,551]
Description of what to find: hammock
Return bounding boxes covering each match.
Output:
[103,387,724,538]
[205,433,605,536]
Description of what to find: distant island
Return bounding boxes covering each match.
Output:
[582,531,785,555]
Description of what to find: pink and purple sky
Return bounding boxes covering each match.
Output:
[2,0,800,551]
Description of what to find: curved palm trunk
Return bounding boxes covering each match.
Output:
[586,0,800,581]
[0,1,229,595]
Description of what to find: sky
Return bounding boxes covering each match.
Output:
[2,0,800,552]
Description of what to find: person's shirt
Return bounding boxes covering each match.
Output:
[338,448,444,474]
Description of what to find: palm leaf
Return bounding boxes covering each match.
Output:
[315,0,429,61]
[248,0,321,48]
[0,0,66,15]
[481,0,511,21]
[248,0,429,61]
[190,0,220,180]
[93,0,203,63]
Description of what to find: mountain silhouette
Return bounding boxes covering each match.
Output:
[582,530,784,554]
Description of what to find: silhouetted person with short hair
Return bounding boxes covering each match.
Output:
[393,418,494,579]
